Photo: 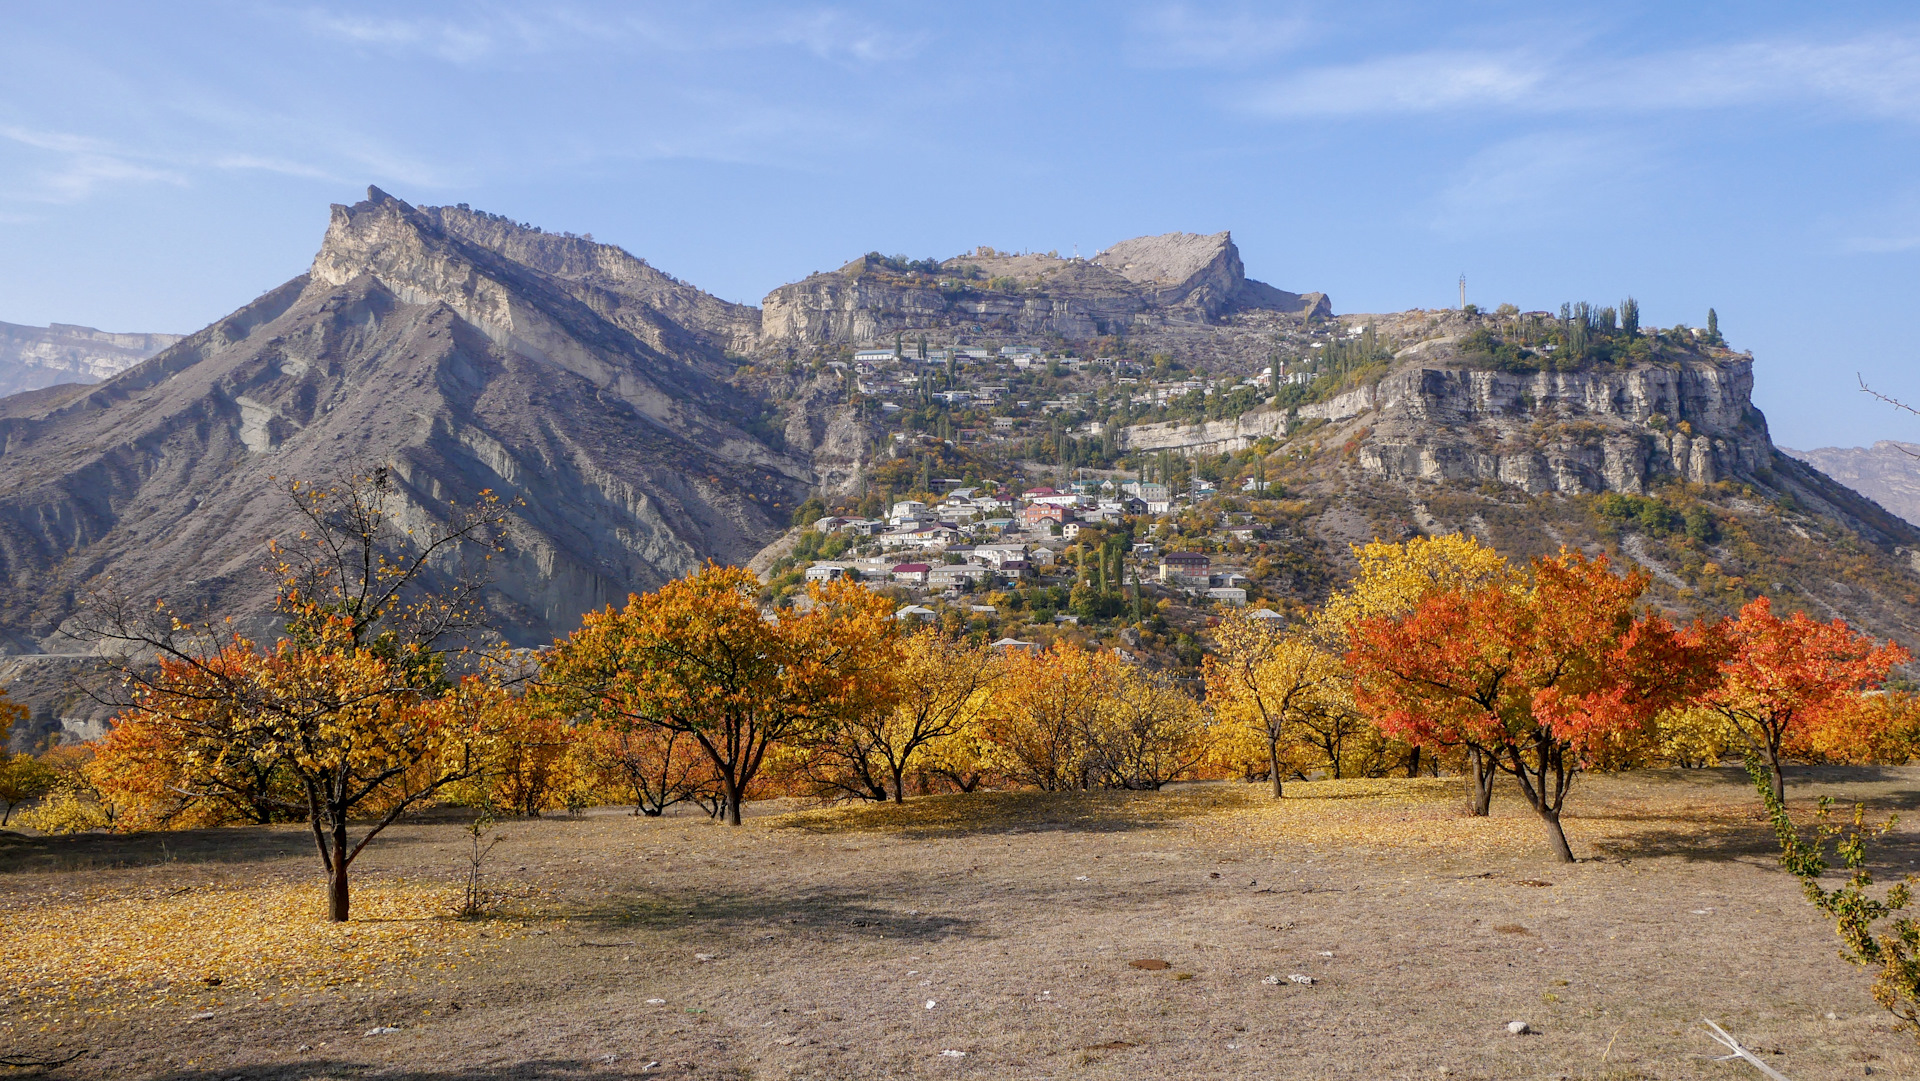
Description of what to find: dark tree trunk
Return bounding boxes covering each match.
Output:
[1766,742,1786,806]
[1537,807,1575,863]
[1467,748,1494,816]
[1269,738,1283,799]
[1406,746,1422,778]
[329,821,351,922]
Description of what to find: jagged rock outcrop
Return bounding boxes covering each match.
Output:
[759,231,1328,345]
[0,321,182,397]
[0,187,809,654]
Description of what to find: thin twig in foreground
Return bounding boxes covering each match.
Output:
[1702,1020,1793,1081]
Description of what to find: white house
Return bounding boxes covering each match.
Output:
[968,543,1028,569]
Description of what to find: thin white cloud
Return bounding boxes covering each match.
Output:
[1427,132,1648,237]
[1128,4,1310,68]
[296,4,923,66]
[1830,189,1920,253]
[210,153,339,181]
[1246,33,1920,121]
[296,11,515,63]
[1251,49,1543,114]
[0,126,186,204]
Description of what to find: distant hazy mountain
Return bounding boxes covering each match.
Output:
[1783,441,1920,527]
[0,321,181,397]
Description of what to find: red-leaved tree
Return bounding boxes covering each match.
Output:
[1705,596,1909,804]
[1349,550,1714,862]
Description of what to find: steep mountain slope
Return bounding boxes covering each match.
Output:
[0,321,182,397]
[1784,441,1920,527]
[0,187,808,655]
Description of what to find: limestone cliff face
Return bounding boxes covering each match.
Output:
[0,188,809,654]
[1355,361,1772,495]
[759,231,1329,345]
[1120,356,1773,496]
[0,321,182,397]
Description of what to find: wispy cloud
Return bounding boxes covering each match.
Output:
[1127,4,1309,68]
[1830,189,1920,253]
[1246,34,1920,121]
[1427,132,1649,237]
[296,4,924,67]
[0,126,185,203]
[295,10,526,63]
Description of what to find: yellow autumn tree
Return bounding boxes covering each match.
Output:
[1204,610,1354,797]
[788,630,996,802]
[539,566,900,825]
[79,469,515,921]
[1318,533,1517,806]
[1315,533,1517,643]
[983,642,1121,791]
[1084,664,1212,790]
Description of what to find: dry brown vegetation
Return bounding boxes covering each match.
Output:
[2,768,1918,1079]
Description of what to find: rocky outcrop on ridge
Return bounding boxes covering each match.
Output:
[760,231,1328,345]
[0,321,182,397]
[0,187,810,655]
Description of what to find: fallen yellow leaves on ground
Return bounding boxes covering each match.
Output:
[767,776,1764,861]
[767,785,1251,836]
[0,875,522,1020]
[1193,776,1758,859]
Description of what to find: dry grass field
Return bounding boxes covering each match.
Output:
[1,768,1917,1080]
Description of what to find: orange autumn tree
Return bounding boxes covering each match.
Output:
[81,469,513,920]
[984,641,1122,792]
[787,630,997,803]
[575,723,719,816]
[539,565,898,825]
[1704,596,1910,804]
[1349,550,1713,862]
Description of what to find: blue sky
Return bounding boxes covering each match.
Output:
[4,2,1920,449]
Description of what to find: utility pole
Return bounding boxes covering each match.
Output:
[1458,273,1467,311]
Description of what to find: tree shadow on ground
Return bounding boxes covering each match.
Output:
[122,1059,675,1081]
[764,785,1249,839]
[577,884,982,944]
[0,826,322,874]
[1593,809,1920,876]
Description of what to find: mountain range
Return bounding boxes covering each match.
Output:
[4,186,1920,742]
[0,189,1318,661]
[1784,442,1920,528]
[0,321,181,398]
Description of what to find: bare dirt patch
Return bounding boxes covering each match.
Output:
[0,769,1916,1079]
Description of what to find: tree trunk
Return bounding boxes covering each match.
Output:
[1269,738,1283,799]
[329,822,351,922]
[1537,806,1575,863]
[1405,746,1421,779]
[1766,744,1786,806]
[891,765,906,804]
[1467,748,1494,816]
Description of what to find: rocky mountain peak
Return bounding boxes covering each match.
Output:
[1092,230,1235,285]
